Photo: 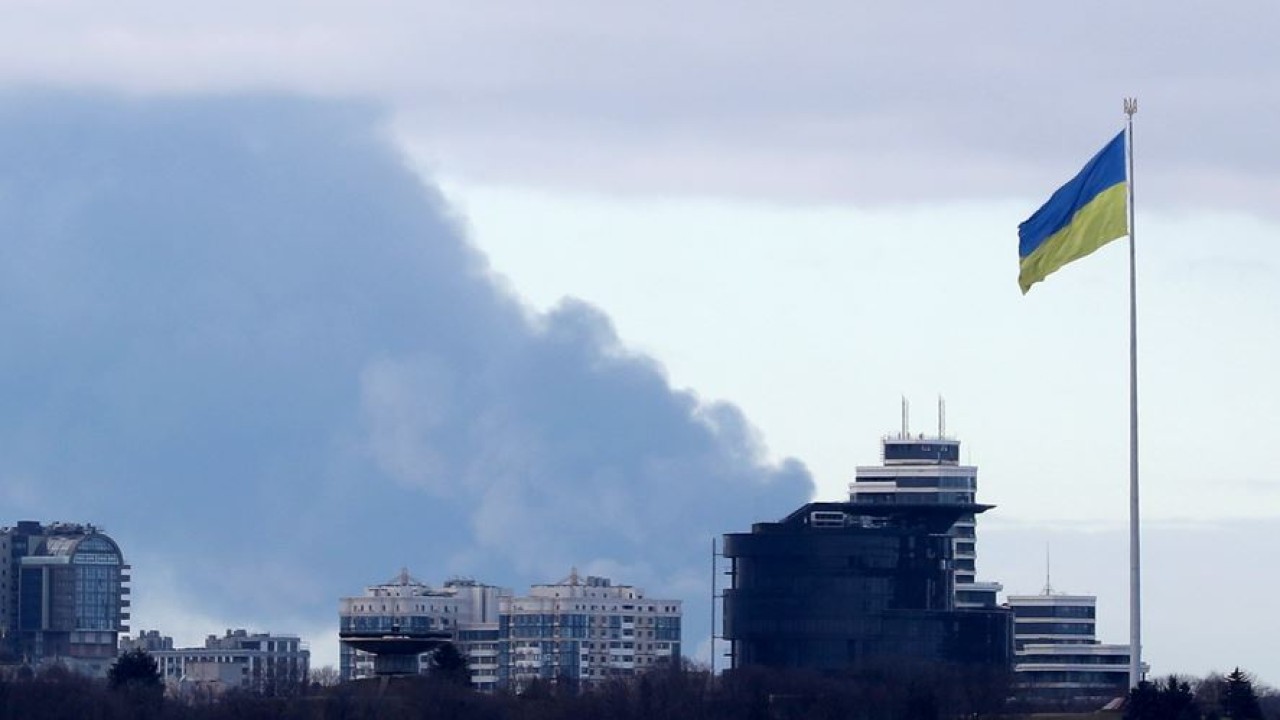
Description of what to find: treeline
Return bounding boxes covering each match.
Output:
[0,659,1276,720]
[1125,669,1279,720]
[0,660,1011,720]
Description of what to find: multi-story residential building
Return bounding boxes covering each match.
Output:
[139,629,309,695]
[338,570,507,689]
[338,569,682,692]
[0,521,130,676]
[500,570,681,691]
[1007,593,1133,711]
[448,578,504,690]
[722,498,1012,672]
[849,402,1002,609]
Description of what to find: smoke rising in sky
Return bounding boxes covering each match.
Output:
[0,92,813,656]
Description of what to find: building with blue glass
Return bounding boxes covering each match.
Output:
[0,521,130,677]
[722,499,1012,672]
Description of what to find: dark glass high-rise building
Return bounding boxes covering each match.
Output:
[722,501,1012,671]
[850,400,1003,610]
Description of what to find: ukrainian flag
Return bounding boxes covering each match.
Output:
[1018,131,1129,294]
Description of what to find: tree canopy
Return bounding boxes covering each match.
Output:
[107,648,162,693]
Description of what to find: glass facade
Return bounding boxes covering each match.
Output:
[1015,622,1094,635]
[1020,652,1128,665]
[5,526,127,673]
[74,565,121,631]
[723,502,1011,672]
[1013,605,1095,619]
[852,429,997,614]
[340,614,441,632]
[884,442,960,463]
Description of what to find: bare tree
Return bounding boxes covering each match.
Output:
[311,665,341,687]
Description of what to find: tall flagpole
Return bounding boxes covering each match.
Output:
[1124,97,1142,689]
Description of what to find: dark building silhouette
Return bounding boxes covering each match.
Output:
[722,500,1012,671]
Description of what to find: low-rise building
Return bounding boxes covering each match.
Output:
[1007,593,1132,711]
[144,629,309,696]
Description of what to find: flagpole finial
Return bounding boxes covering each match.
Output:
[1124,97,1138,117]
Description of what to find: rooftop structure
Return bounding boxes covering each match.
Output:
[120,630,174,653]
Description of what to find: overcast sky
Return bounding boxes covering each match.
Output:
[1,1,1277,683]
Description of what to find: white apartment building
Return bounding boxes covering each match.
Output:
[338,570,507,690]
[500,570,682,691]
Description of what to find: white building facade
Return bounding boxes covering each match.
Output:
[143,629,309,696]
[338,570,507,690]
[500,570,682,691]
[1007,593,1133,710]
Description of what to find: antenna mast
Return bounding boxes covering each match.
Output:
[1043,544,1054,595]
[938,396,946,437]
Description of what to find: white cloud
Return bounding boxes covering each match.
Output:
[2,2,1277,212]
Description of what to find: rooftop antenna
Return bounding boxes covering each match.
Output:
[901,396,910,438]
[1042,544,1054,595]
[938,395,946,438]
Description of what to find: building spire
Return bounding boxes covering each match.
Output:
[938,395,946,438]
[1042,544,1054,595]
[900,396,910,438]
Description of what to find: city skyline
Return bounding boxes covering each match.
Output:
[1,1,1277,684]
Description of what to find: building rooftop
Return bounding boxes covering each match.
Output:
[761,500,993,535]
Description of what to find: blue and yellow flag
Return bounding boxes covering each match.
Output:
[1018,132,1128,293]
